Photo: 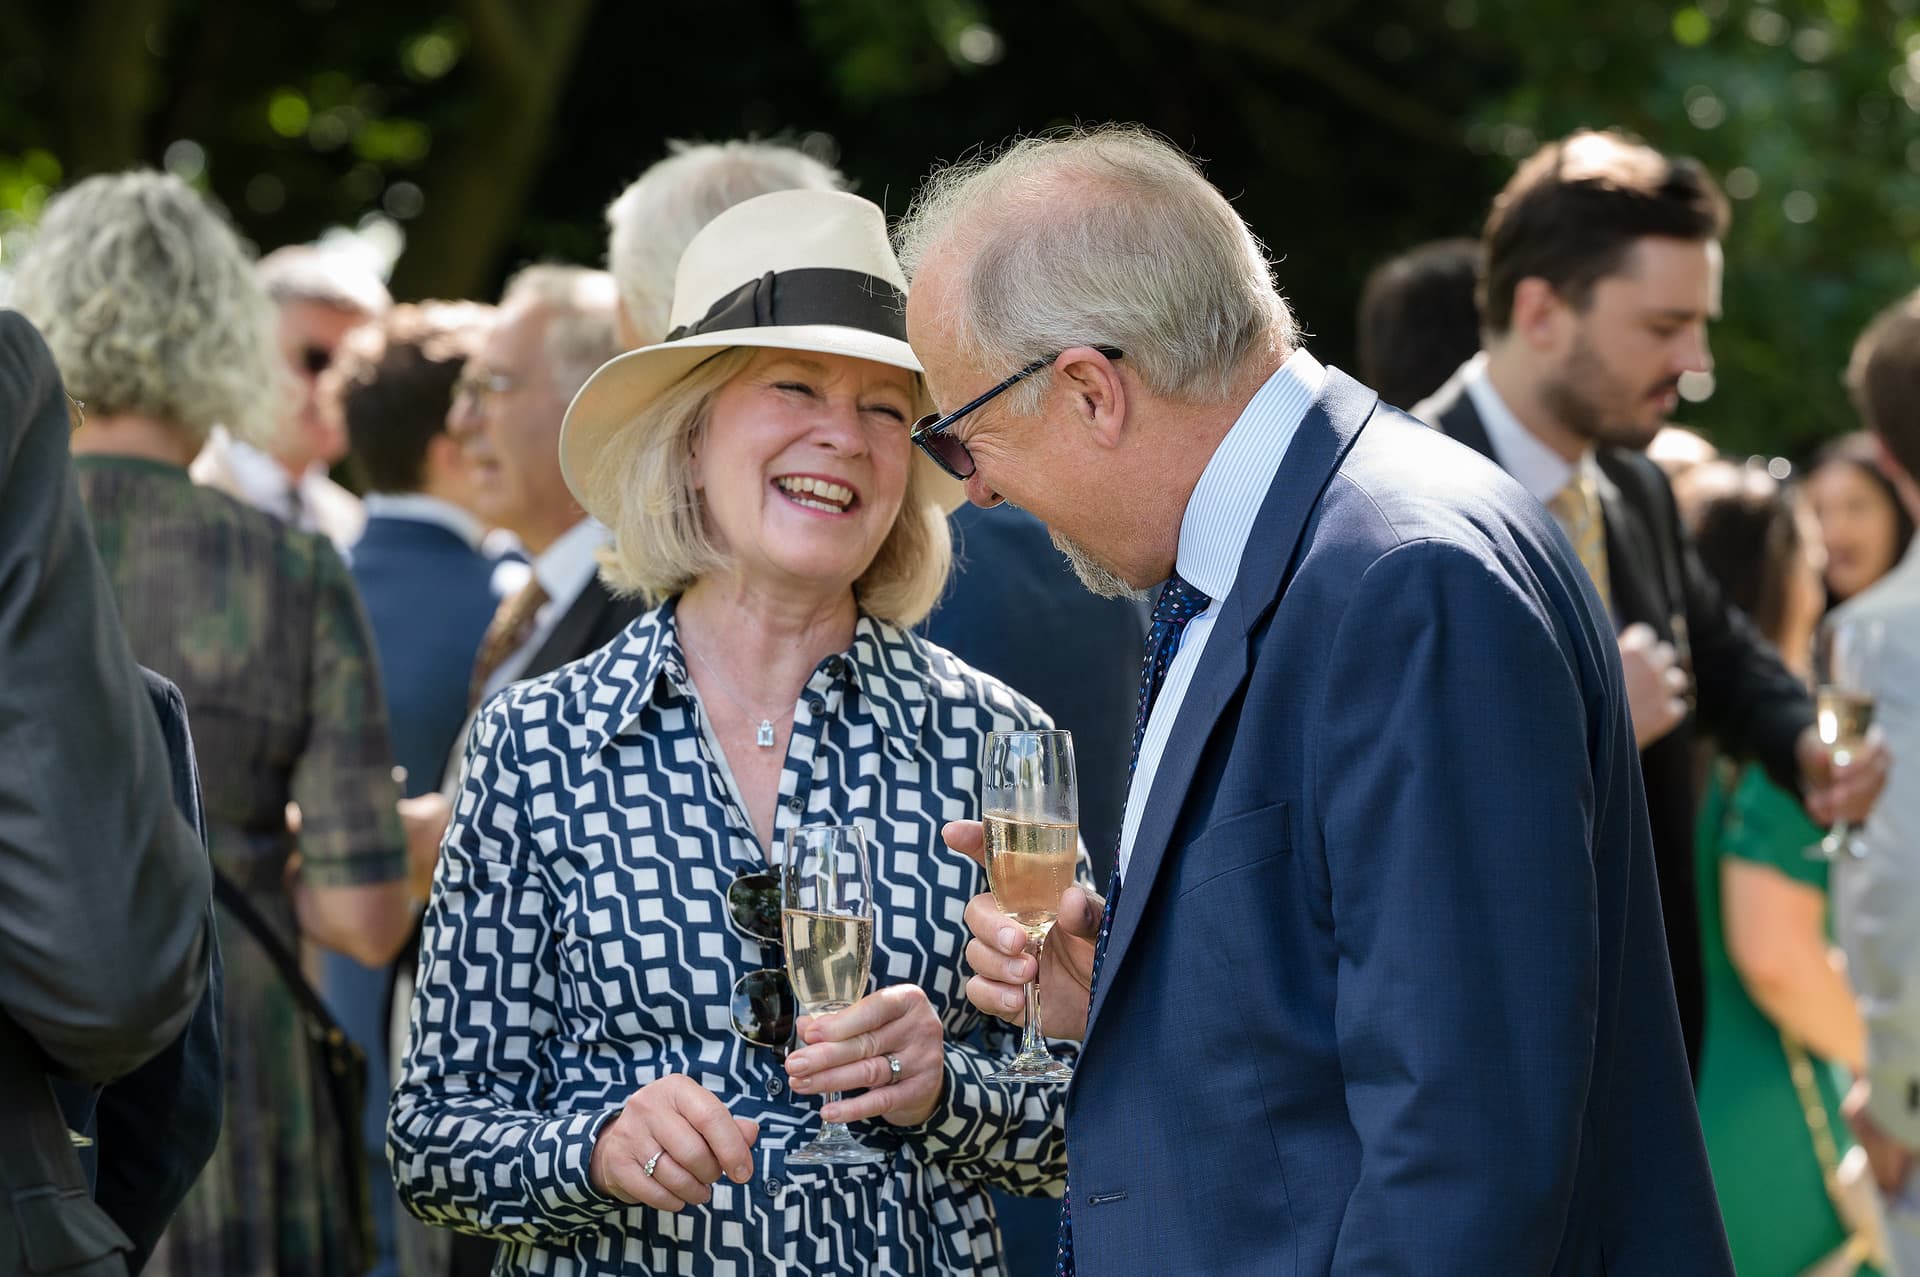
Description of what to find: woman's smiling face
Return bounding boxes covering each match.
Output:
[692,347,918,599]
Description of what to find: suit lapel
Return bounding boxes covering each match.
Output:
[1084,369,1380,1038]
[523,577,615,681]
[1591,461,1661,636]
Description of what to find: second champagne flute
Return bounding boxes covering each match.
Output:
[1807,618,1884,860]
[781,823,887,1166]
[981,729,1079,1084]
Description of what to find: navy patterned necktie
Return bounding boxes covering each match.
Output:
[1057,572,1211,1277]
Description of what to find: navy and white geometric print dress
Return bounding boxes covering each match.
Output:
[390,601,1080,1276]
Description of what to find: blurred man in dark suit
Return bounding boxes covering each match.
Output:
[1414,130,1888,1072]
[920,504,1146,1277]
[0,310,216,1276]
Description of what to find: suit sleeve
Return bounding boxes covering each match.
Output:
[1659,466,1811,790]
[1832,608,1920,1146]
[1316,538,1597,1273]
[95,672,225,1272]
[0,311,211,1083]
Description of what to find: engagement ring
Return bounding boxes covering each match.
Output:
[644,1151,663,1178]
[886,1053,902,1079]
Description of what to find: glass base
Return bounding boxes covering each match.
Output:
[1806,829,1869,861]
[988,1050,1074,1084]
[788,1128,888,1166]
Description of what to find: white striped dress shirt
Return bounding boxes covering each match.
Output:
[1118,347,1326,877]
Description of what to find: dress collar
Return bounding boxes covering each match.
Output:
[573,599,934,760]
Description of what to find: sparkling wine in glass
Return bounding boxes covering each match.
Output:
[781,823,887,1166]
[1809,619,1884,860]
[982,730,1078,1084]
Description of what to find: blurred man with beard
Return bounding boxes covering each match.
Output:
[1415,130,1886,1076]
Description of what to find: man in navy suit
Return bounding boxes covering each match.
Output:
[907,127,1732,1272]
[322,301,504,1277]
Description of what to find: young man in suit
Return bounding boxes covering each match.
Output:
[319,300,502,1277]
[1832,290,1920,1271]
[0,310,216,1276]
[1412,130,1887,1073]
[923,125,1730,1274]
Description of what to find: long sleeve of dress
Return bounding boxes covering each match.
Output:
[388,697,635,1244]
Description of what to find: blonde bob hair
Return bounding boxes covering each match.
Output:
[11,170,282,450]
[580,346,952,628]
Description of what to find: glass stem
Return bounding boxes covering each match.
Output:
[821,1091,849,1139]
[1019,930,1047,1056]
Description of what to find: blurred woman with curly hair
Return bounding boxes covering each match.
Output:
[11,169,412,1277]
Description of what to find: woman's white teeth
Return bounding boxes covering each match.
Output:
[775,476,853,510]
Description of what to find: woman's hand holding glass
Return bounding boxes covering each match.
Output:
[786,984,946,1127]
[588,1075,761,1212]
[942,819,1103,1043]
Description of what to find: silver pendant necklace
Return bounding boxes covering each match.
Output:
[685,640,781,748]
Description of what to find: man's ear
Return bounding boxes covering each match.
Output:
[1055,346,1127,450]
[1510,276,1570,354]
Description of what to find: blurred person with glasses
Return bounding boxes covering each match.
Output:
[192,243,391,549]
[389,189,1077,1276]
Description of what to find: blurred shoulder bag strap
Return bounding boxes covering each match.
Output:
[209,868,373,1274]
[0,1031,132,1275]
[1784,1032,1888,1276]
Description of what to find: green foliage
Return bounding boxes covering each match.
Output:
[1,0,1913,459]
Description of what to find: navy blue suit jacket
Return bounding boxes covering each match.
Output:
[1067,369,1730,1274]
[345,513,500,797]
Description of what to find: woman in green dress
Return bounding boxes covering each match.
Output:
[1681,459,1879,1275]
[12,171,414,1276]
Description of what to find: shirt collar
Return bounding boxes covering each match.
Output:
[532,518,611,605]
[1175,347,1326,602]
[572,601,934,758]
[362,492,486,550]
[213,427,300,519]
[1462,352,1586,503]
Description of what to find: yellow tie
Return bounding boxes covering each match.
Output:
[1548,472,1612,616]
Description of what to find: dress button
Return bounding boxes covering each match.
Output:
[766,1074,785,1096]
[766,1176,783,1193]
[807,697,826,715]
[824,656,844,677]
[787,797,804,813]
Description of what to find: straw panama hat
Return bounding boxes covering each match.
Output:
[560,188,963,520]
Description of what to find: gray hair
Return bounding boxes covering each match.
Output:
[583,347,951,627]
[894,124,1293,409]
[498,265,621,400]
[10,170,282,449]
[605,140,845,347]
[257,243,392,317]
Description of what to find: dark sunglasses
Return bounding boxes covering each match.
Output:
[726,870,795,1051]
[910,346,1124,481]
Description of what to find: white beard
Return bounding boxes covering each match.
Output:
[1050,528,1149,601]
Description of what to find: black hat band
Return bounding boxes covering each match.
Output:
[665,268,908,344]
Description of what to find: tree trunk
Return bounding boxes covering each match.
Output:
[55,0,174,175]
[388,0,599,301]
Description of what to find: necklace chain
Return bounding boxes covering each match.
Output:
[683,639,783,747]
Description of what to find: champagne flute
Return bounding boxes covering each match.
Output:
[781,823,887,1166]
[1808,618,1884,860]
[981,730,1078,1084]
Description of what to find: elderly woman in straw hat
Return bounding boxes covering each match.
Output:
[389,190,1077,1275]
